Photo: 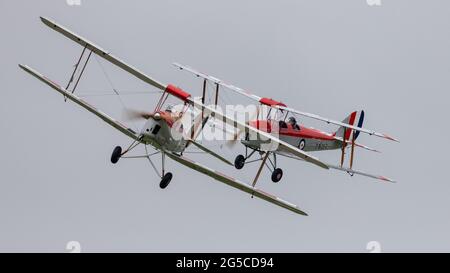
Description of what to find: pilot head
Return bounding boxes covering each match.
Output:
[288,116,297,125]
[165,104,174,113]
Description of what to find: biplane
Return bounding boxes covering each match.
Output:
[174,64,398,183]
[19,17,396,216]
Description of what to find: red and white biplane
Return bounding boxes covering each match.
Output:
[174,64,398,184]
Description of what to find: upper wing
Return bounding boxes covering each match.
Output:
[40,17,166,91]
[189,99,329,170]
[166,152,308,215]
[274,105,399,142]
[174,63,398,142]
[40,17,198,106]
[19,64,140,141]
[173,63,262,102]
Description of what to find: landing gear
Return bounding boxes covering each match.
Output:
[144,147,173,189]
[111,139,141,164]
[234,149,257,170]
[234,154,246,169]
[111,140,175,189]
[111,146,122,164]
[271,168,283,183]
[160,172,173,189]
[238,147,285,187]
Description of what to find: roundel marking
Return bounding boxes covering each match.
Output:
[298,139,306,150]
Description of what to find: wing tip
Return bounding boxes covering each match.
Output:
[18,64,33,75]
[299,210,309,216]
[383,134,400,143]
[40,16,58,30]
[290,206,308,216]
[40,16,51,24]
[379,176,396,183]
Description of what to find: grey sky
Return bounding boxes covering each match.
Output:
[1,0,449,252]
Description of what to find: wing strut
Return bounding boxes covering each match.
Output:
[252,152,270,188]
[64,44,86,99]
[72,50,92,95]
[64,44,92,101]
[350,131,356,169]
[201,79,207,119]
[340,140,347,167]
[214,83,220,107]
[340,129,357,170]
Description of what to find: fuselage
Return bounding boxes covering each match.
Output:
[243,119,342,152]
[140,110,188,153]
[140,114,343,155]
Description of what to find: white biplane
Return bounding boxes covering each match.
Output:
[19,17,397,216]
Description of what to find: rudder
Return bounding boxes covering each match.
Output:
[335,110,365,141]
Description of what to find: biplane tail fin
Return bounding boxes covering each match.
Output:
[335,110,365,141]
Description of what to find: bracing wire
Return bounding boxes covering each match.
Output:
[93,55,142,131]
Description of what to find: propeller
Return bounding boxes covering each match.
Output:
[123,108,153,121]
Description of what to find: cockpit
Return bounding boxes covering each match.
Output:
[278,116,300,130]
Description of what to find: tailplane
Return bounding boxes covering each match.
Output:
[335,110,365,141]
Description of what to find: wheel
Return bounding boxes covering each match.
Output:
[271,168,283,183]
[111,146,122,164]
[234,154,245,170]
[160,172,173,189]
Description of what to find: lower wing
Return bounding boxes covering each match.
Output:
[326,164,396,183]
[276,152,396,183]
[20,64,306,215]
[166,152,308,216]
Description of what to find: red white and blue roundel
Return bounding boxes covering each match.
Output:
[298,139,306,150]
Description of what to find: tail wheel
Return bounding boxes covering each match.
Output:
[271,168,283,183]
[234,154,246,170]
[111,146,122,164]
[160,172,173,189]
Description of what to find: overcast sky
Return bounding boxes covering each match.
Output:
[1,0,450,252]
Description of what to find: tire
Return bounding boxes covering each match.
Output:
[271,168,283,183]
[234,154,246,170]
[111,146,122,164]
[160,172,173,189]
